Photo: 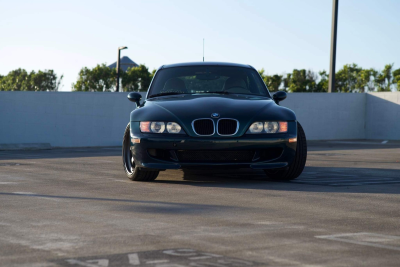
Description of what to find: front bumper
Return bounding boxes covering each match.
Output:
[129,129,297,171]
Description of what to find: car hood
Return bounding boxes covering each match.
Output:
[131,94,296,137]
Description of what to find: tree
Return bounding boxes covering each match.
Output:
[0,68,63,91]
[355,68,377,92]
[335,64,362,92]
[150,69,157,81]
[30,70,63,91]
[288,69,307,92]
[281,69,319,92]
[258,69,282,92]
[375,64,394,91]
[306,70,318,92]
[73,64,116,92]
[265,74,283,92]
[72,63,155,92]
[315,71,328,92]
[0,68,29,91]
[122,64,152,92]
[393,68,400,91]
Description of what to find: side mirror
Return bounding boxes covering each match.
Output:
[272,91,287,104]
[127,92,142,107]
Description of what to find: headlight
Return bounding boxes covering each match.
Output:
[150,122,165,133]
[264,122,278,133]
[246,121,288,134]
[140,121,185,134]
[167,122,182,133]
[248,122,264,133]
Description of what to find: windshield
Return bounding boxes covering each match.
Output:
[148,66,271,98]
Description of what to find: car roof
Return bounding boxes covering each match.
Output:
[160,62,255,69]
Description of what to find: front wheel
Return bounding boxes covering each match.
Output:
[122,123,159,181]
[264,122,307,181]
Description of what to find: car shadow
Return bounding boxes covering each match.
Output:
[153,166,400,195]
[1,141,399,161]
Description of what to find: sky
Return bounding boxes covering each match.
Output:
[1,0,399,91]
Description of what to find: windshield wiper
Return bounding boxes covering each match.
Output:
[148,92,186,98]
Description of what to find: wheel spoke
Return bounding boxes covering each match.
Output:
[129,150,135,172]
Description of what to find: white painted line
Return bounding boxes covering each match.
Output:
[299,176,391,181]
[93,160,114,163]
[189,256,214,260]
[330,181,400,186]
[328,183,363,186]
[66,259,109,267]
[299,176,359,180]
[189,253,223,260]
[112,179,132,183]
[0,182,18,184]
[13,192,35,195]
[299,178,393,183]
[146,260,169,264]
[382,140,388,144]
[327,141,389,145]
[318,232,400,238]
[128,253,140,265]
[316,233,400,251]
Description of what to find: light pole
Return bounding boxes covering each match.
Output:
[328,0,339,93]
[116,46,128,92]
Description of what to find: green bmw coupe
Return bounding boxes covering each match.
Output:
[123,62,307,181]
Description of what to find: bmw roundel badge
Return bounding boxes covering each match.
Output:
[211,113,220,118]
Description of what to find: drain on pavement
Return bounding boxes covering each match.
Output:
[54,248,262,267]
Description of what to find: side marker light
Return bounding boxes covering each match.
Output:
[131,138,141,143]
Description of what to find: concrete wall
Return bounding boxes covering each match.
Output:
[1,92,399,148]
[366,93,400,140]
[0,92,145,147]
[282,93,366,140]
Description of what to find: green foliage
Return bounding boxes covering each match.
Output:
[73,64,116,92]
[73,64,155,92]
[356,68,377,92]
[375,64,394,91]
[335,63,362,92]
[4,63,398,93]
[258,69,283,92]
[281,69,320,92]
[122,64,152,92]
[150,69,157,81]
[393,68,400,91]
[259,63,399,93]
[315,71,328,92]
[288,69,307,92]
[0,68,63,91]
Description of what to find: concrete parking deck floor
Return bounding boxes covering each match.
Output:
[0,141,400,267]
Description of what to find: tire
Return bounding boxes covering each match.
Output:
[264,122,307,181]
[122,123,159,181]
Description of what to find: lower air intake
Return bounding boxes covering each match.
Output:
[176,150,255,163]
